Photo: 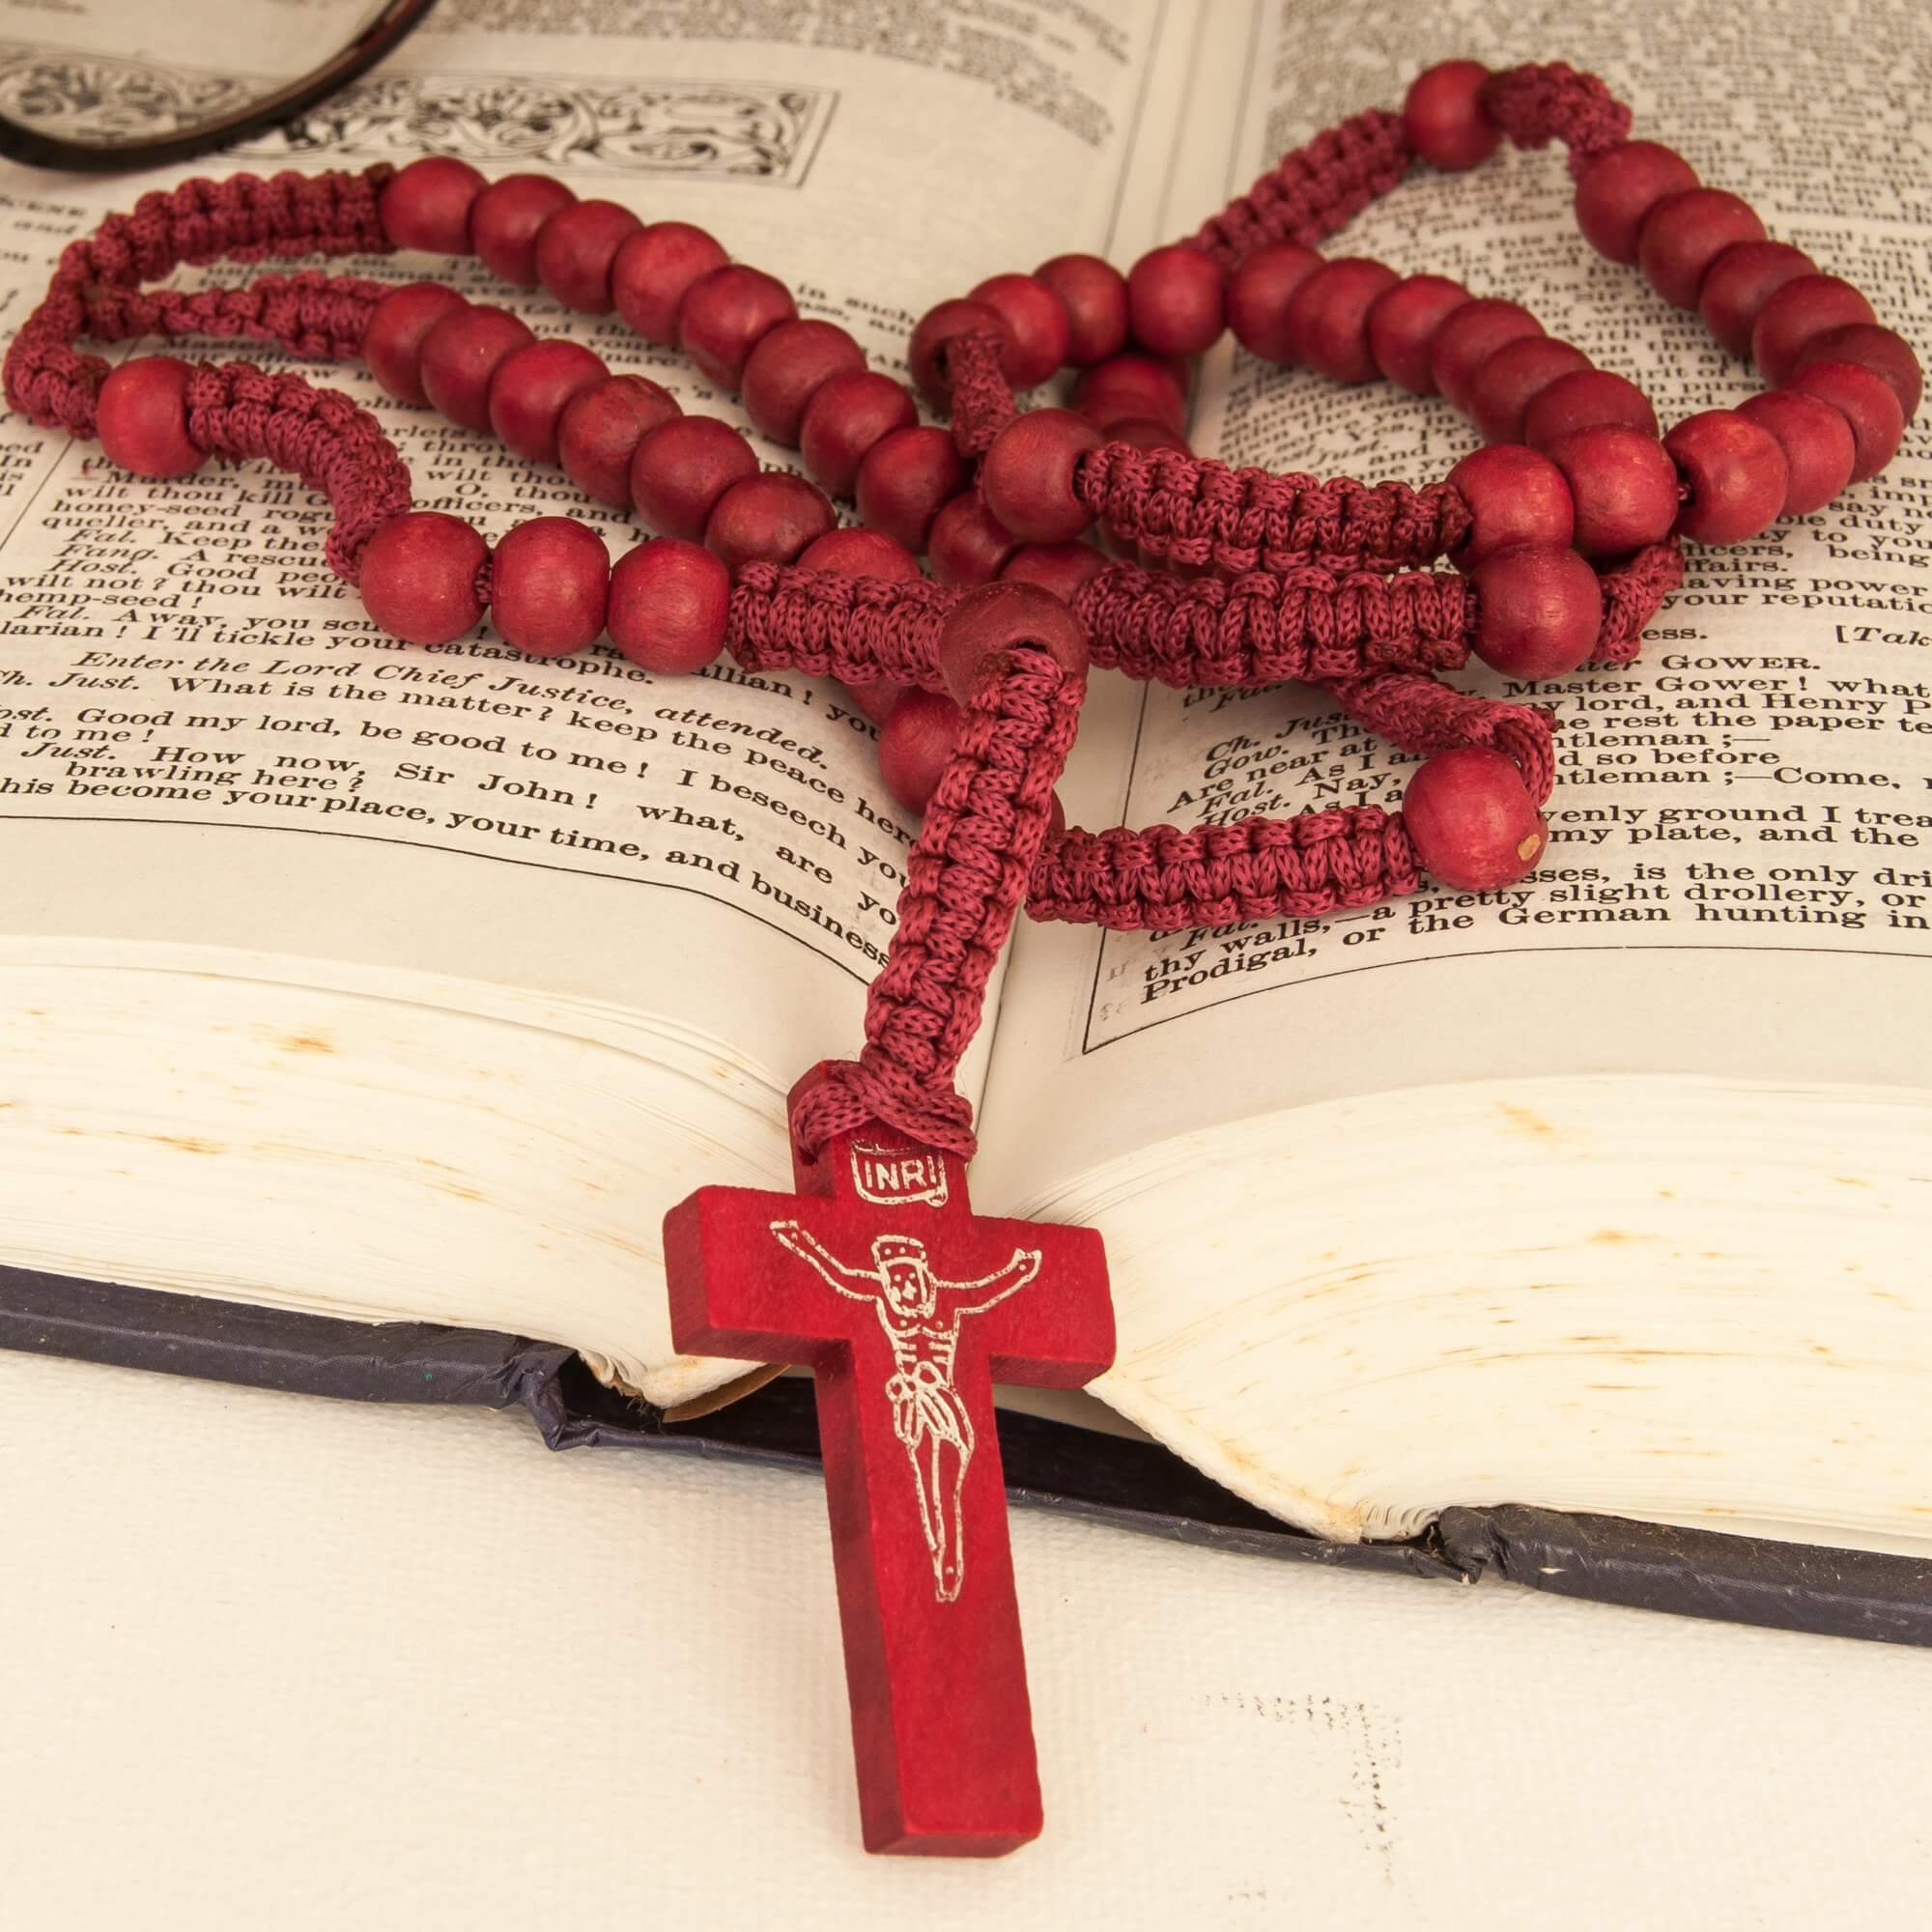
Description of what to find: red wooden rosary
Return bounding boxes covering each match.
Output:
[6,56,1918,1856]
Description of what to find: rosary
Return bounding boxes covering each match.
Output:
[7,55,1917,1856]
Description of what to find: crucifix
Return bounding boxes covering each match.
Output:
[663,1066,1114,1857]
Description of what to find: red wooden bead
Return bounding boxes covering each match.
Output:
[379,156,486,255]
[1070,354,1188,437]
[705,470,837,573]
[1791,324,1922,424]
[1431,299,1543,414]
[1098,414,1188,452]
[1225,242,1323,364]
[679,264,797,390]
[908,298,1011,407]
[1284,258,1398,384]
[362,283,467,406]
[999,541,1107,601]
[358,512,487,646]
[928,491,1021,586]
[470,174,576,287]
[1696,241,1815,358]
[980,408,1102,544]
[1444,443,1576,567]
[1574,142,1699,264]
[1636,189,1766,309]
[611,221,728,345]
[607,536,730,674]
[96,356,204,479]
[1403,747,1547,891]
[420,304,536,432]
[877,689,965,815]
[630,414,759,541]
[534,199,643,314]
[1543,425,1682,558]
[841,680,903,727]
[1735,390,1858,517]
[1662,410,1789,543]
[1521,368,1660,448]
[1125,243,1226,357]
[741,319,867,445]
[1468,337,1593,444]
[1365,275,1471,394]
[855,425,970,553]
[1468,543,1603,679]
[557,375,682,509]
[488,338,609,466]
[799,526,923,582]
[491,516,610,657]
[968,274,1073,389]
[1403,60,1498,172]
[1033,254,1129,366]
[799,371,920,497]
[935,581,1090,706]
[1750,274,1876,386]
[1787,360,1905,483]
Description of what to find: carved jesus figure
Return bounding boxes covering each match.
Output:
[770,1220,1041,1601]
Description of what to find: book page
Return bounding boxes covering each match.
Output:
[0,0,1193,1093]
[979,0,1932,1202]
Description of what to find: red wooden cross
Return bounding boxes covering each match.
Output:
[663,1068,1113,1857]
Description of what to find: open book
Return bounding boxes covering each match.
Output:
[3,1,1929,1581]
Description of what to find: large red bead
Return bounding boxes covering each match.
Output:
[1125,243,1226,357]
[877,689,964,815]
[740,320,867,445]
[907,298,1010,407]
[607,537,730,675]
[1573,142,1699,264]
[935,581,1089,706]
[491,517,610,657]
[799,371,920,497]
[534,199,642,314]
[1521,368,1659,449]
[1070,354,1187,437]
[630,414,759,541]
[968,274,1072,389]
[927,491,1020,586]
[1787,361,1905,483]
[379,156,485,255]
[1431,300,1543,414]
[1365,275,1471,394]
[1543,425,1682,558]
[854,426,969,553]
[488,338,609,466]
[1226,242,1323,364]
[1467,337,1593,444]
[362,283,467,406]
[1468,543,1603,679]
[800,526,923,582]
[1791,324,1922,424]
[1033,254,1129,366]
[419,304,536,432]
[1735,390,1857,517]
[470,174,576,287]
[1696,241,1815,358]
[1636,189,1766,309]
[358,512,487,645]
[704,471,837,573]
[1663,410,1789,543]
[999,541,1107,601]
[97,356,204,479]
[679,265,797,390]
[1285,259,1398,385]
[611,221,728,345]
[558,375,682,508]
[1403,60,1498,171]
[1445,444,1576,567]
[980,409,1101,544]
[1403,747,1547,891]
[1750,275,1876,386]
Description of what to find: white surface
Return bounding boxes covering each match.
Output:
[0,1350,1925,1930]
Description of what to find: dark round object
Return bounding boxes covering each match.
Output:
[877,689,965,815]
[928,491,1021,586]
[1787,360,1905,483]
[1033,254,1130,365]
[740,319,867,445]
[419,304,536,432]
[1791,324,1922,424]
[611,221,729,345]
[1663,410,1790,543]
[980,408,1102,544]
[557,376,682,509]
[1636,188,1766,308]
[854,425,970,554]
[1543,425,1683,558]
[1226,242,1323,364]
[1444,443,1577,567]
[1125,243,1226,357]
[358,512,487,646]
[1070,353,1188,437]
[1521,368,1660,449]
[935,581,1091,706]
[1364,275,1470,394]
[1403,60,1499,171]
[630,414,760,541]
[471,175,576,287]
[799,371,920,498]
[1285,258,1399,384]
[968,273,1073,388]
[534,199,642,314]
[362,283,467,406]
[798,527,923,581]
[677,264,797,391]
[1000,541,1108,601]
[1467,337,1592,445]
[379,156,486,255]
[491,517,610,657]
[98,355,204,478]
[1431,299,1544,414]
[1735,389,1858,516]
[607,537,730,675]
[1696,242,1816,359]
[908,298,1011,407]
[1750,274,1876,386]
[1468,543,1603,679]
[487,338,609,466]
[704,470,837,573]
[1574,142,1699,264]
[1403,747,1548,891]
